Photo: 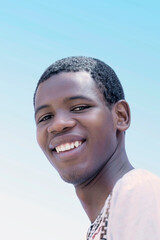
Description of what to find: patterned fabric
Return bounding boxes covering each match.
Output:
[86,193,112,240]
[87,169,160,240]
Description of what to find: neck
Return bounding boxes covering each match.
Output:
[74,134,133,222]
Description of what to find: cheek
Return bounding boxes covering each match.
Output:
[36,127,46,150]
[91,111,114,134]
[89,113,116,152]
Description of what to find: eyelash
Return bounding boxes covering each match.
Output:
[38,114,53,123]
[38,105,90,123]
[71,105,90,112]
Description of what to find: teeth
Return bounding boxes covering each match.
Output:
[61,145,65,152]
[75,141,79,147]
[55,141,82,153]
[66,143,70,150]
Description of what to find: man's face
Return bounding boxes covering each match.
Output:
[35,71,118,186]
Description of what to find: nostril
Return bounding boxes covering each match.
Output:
[47,119,76,134]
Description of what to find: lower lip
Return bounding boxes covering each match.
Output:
[52,141,87,161]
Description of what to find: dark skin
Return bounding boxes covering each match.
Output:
[35,71,134,222]
[76,135,133,222]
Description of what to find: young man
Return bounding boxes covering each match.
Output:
[34,56,160,239]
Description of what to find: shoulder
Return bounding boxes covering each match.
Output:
[113,169,160,198]
[111,169,160,210]
[107,169,160,239]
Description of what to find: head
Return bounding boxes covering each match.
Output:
[34,56,125,107]
[34,56,130,186]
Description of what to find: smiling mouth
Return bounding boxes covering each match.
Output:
[54,140,84,153]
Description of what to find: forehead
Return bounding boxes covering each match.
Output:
[35,71,102,107]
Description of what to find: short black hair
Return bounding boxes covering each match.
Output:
[34,56,125,106]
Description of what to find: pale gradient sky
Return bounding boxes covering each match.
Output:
[0,1,160,239]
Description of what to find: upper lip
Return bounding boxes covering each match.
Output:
[49,134,86,151]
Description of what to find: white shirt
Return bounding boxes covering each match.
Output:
[87,169,160,240]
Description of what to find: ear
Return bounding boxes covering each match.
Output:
[112,100,131,132]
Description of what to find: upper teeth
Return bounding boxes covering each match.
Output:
[55,141,82,153]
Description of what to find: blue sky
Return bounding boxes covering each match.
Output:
[0,1,160,239]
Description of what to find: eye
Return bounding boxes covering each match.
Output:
[71,105,90,112]
[38,114,53,123]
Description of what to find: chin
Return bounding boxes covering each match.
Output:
[59,171,90,186]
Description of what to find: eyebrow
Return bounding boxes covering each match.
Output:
[65,95,93,103]
[35,95,93,117]
[34,104,50,117]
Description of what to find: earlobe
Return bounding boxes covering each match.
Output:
[112,100,131,132]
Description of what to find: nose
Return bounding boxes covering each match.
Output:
[47,112,76,133]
